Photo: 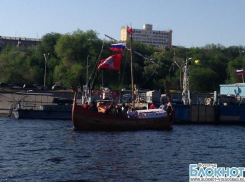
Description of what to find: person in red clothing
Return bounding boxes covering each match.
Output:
[149,102,156,109]
[83,102,90,109]
[166,102,173,116]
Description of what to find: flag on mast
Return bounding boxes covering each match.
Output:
[98,54,122,71]
[110,43,126,52]
[127,27,132,34]
[236,69,243,76]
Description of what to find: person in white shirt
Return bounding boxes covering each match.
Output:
[159,102,166,110]
[127,107,137,119]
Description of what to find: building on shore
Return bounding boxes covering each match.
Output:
[0,36,41,52]
[121,24,172,48]
[220,83,245,97]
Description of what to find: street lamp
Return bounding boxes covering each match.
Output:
[174,61,182,90]
[182,57,192,105]
[43,53,49,88]
[173,50,184,90]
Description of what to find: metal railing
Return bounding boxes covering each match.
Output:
[0,35,41,41]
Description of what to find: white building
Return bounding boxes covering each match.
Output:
[121,24,172,47]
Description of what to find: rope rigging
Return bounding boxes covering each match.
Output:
[88,34,159,91]
[139,64,157,88]
[88,39,105,90]
[104,34,158,89]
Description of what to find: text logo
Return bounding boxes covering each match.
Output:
[189,163,245,182]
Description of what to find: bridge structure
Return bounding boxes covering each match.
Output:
[0,35,41,52]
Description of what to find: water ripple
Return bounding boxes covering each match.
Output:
[0,119,245,181]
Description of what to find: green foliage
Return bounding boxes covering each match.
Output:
[55,29,102,65]
[0,46,33,84]
[41,32,61,56]
[227,54,245,83]
[0,29,245,92]
[189,67,218,92]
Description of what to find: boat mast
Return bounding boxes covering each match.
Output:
[129,29,135,108]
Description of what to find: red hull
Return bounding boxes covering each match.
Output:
[72,104,173,131]
[71,88,173,131]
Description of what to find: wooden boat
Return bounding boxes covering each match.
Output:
[72,87,173,131]
[71,29,173,131]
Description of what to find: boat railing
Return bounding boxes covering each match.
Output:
[14,92,66,110]
[23,102,38,110]
[12,92,82,110]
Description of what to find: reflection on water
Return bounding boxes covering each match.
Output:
[1,118,245,181]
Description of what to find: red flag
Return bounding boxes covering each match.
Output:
[98,54,122,71]
[127,27,132,34]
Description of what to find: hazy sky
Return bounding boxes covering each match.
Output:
[1,0,244,48]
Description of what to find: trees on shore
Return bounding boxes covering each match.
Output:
[0,29,244,92]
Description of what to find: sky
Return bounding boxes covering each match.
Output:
[1,0,245,48]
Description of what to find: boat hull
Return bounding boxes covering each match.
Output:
[72,105,173,131]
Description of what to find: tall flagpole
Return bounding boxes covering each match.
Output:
[102,70,104,87]
[119,70,121,102]
[242,70,244,83]
[129,27,135,108]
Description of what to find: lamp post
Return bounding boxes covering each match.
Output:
[182,57,192,105]
[43,53,49,88]
[173,50,183,90]
[174,61,182,90]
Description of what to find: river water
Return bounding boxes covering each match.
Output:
[1,117,245,182]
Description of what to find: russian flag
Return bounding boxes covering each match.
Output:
[110,43,126,52]
[236,69,243,76]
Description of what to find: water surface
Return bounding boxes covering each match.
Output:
[1,118,245,181]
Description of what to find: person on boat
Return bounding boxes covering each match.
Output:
[149,102,156,109]
[121,105,128,116]
[127,107,137,119]
[92,98,96,108]
[121,103,125,111]
[139,96,144,103]
[134,109,138,118]
[83,102,90,109]
[110,105,117,115]
[115,105,122,116]
[166,102,173,116]
[105,105,112,114]
[90,98,97,111]
[159,102,166,111]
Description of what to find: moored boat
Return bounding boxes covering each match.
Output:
[13,105,72,120]
[12,92,72,120]
[72,87,173,131]
[71,28,174,131]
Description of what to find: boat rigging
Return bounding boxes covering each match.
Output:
[71,26,174,131]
